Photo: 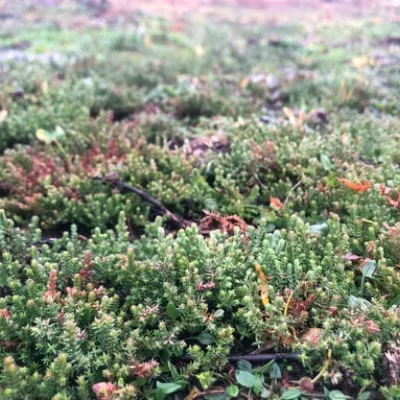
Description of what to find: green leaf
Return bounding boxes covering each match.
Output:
[328,390,351,400]
[235,370,257,388]
[321,154,334,171]
[309,223,328,236]
[348,295,371,311]
[237,360,252,372]
[280,389,304,399]
[226,384,239,397]
[388,294,400,307]
[254,360,274,375]
[327,171,337,187]
[205,394,228,400]
[361,260,376,278]
[269,362,282,379]
[36,129,53,144]
[55,125,65,136]
[252,375,264,394]
[194,332,215,345]
[357,392,371,400]
[36,126,65,144]
[167,360,179,379]
[261,387,271,398]
[155,381,186,400]
[166,302,179,320]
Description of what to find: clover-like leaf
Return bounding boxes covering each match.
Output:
[321,154,334,171]
[235,370,258,388]
[328,390,351,400]
[237,360,252,372]
[280,389,304,399]
[361,259,376,278]
[226,384,239,397]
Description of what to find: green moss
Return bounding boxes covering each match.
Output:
[0,3,399,399]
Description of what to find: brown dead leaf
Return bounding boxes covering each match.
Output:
[184,387,201,400]
[185,134,229,163]
[199,211,247,235]
[251,139,276,168]
[270,197,283,210]
[281,335,296,347]
[302,328,322,347]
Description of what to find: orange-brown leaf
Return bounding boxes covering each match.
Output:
[270,197,283,210]
[337,178,371,193]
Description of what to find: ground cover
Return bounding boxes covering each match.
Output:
[0,1,399,399]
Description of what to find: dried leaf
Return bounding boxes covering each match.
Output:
[199,211,247,235]
[185,134,229,163]
[270,197,283,210]
[302,328,322,347]
[184,387,201,400]
[365,320,380,334]
[240,76,249,89]
[255,263,269,306]
[343,253,362,262]
[385,194,400,209]
[130,359,159,378]
[337,178,371,193]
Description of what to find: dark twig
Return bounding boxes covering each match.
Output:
[29,238,57,247]
[180,353,300,363]
[29,234,87,247]
[93,174,190,227]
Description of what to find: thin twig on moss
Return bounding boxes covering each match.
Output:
[93,174,191,227]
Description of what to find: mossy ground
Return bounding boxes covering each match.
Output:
[0,1,399,399]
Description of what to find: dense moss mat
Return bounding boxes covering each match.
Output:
[0,2,399,399]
